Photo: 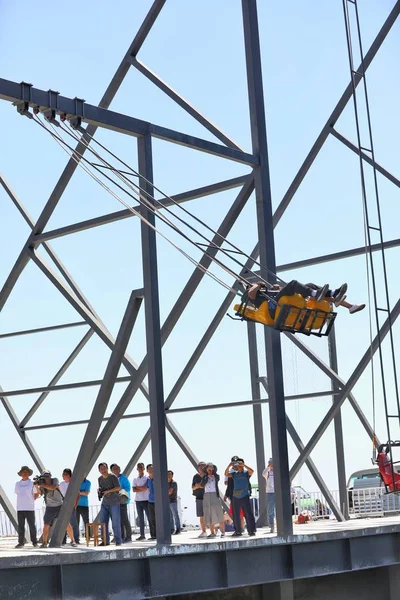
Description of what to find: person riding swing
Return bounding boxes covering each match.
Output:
[247,280,365,317]
[233,279,365,336]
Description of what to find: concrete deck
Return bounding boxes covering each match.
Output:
[1,514,399,560]
[1,516,400,599]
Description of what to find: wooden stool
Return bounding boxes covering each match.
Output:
[86,522,106,547]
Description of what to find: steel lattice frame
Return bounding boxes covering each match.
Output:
[0,0,399,545]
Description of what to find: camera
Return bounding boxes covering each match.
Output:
[33,475,47,485]
[233,462,239,467]
[98,488,105,501]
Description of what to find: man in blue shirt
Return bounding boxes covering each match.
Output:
[111,464,132,543]
[224,458,256,537]
[146,464,156,540]
[76,477,91,539]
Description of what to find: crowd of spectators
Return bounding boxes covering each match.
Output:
[13,455,281,548]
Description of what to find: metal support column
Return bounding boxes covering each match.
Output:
[242,0,292,536]
[328,325,349,519]
[49,291,143,547]
[138,133,171,545]
[247,322,267,526]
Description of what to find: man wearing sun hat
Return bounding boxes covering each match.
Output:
[14,466,39,549]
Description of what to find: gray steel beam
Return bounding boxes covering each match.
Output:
[330,128,400,188]
[0,321,86,340]
[285,333,379,447]
[272,0,400,226]
[286,414,345,522]
[88,177,253,468]
[130,57,242,150]
[23,390,335,432]
[0,0,167,314]
[329,325,349,519]
[6,375,131,400]
[138,133,170,544]
[277,238,400,273]
[165,418,199,470]
[0,386,44,472]
[123,430,154,477]
[33,175,249,244]
[0,485,18,534]
[28,249,149,399]
[49,292,143,547]
[129,0,167,58]
[289,296,400,480]
[0,173,105,317]
[258,377,345,522]
[247,322,267,526]
[19,329,94,428]
[242,0,292,536]
[0,78,258,166]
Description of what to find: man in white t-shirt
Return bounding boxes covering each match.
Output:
[14,466,38,548]
[262,458,275,533]
[132,462,149,541]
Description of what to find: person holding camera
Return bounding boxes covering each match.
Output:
[224,458,256,537]
[97,462,122,546]
[224,458,245,534]
[14,466,39,548]
[262,458,275,533]
[201,463,225,539]
[36,469,77,548]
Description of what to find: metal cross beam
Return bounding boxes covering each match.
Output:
[19,329,94,428]
[290,296,400,480]
[276,237,400,273]
[0,386,45,472]
[258,377,345,522]
[0,485,19,534]
[285,333,379,447]
[85,176,254,471]
[0,321,86,339]
[129,57,242,150]
[0,78,257,165]
[330,128,400,189]
[49,291,143,547]
[28,249,150,397]
[22,391,335,432]
[0,0,168,315]
[272,0,400,226]
[33,175,249,244]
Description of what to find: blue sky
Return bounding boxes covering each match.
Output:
[1,0,400,523]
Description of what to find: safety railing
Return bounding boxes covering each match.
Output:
[348,486,384,517]
[293,489,339,519]
[348,486,400,518]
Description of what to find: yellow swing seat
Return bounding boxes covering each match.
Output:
[233,294,336,337]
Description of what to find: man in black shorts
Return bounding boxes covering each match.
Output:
[192,462,207,538]
[38,469,77,548]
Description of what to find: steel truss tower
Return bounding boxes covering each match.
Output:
[0,0,400,545]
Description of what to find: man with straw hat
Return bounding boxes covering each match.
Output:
[14,466,38,548]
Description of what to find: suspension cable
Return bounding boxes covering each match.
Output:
[56,119,269,289]
[70,121,286,287]
[342,0,400,464]
[32,115,237,293]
